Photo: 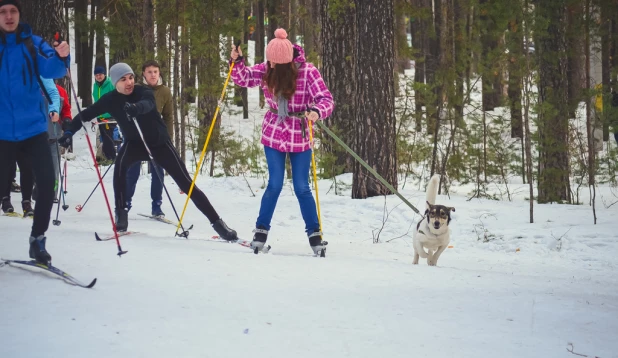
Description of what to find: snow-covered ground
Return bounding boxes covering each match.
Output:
[2,37,618,358]
[2,114,617,357]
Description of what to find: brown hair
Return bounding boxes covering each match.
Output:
[264,62,298,100]
[142,60,160,72]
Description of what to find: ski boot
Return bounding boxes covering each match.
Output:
[308,230,328,257]
[212,219,238,241]
[151,200,165,218]
[1,197,14,213]
[11,181,21,193]
[22,200,34,218]
[115,207,129,232]
[250,226,269,253]
[29,235,52,265]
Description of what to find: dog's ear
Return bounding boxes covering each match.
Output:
[448,206,455,212]
[426,201,433,209]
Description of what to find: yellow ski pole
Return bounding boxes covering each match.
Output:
[307,120,323,233]
[175,62,235,236]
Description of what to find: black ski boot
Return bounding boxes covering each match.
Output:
[1,197,14,213]
[308,230,328,257]
[22,200,34,217]
[212,219,238,241]
[29,235,52,265]
[251,226,269,251]
[115,207,129,232]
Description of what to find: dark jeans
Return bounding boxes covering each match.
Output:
[99,120,117,160]
[257,146,319,233]
[5,143,34,202]
[114,140,220,222]
[125,160,164,207]
[0,133,55,237]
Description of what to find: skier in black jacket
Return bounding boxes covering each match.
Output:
[59,63,239,240]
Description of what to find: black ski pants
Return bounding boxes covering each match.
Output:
[114,139,220,223]
[6,149,34,202]
[98,120,117,160]
[0,133,55,237]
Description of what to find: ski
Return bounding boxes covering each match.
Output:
[2,212,33,219]
[0,259,97,288]
[210,235,271,254]
[95,231,139,241]
[137,213,194,231]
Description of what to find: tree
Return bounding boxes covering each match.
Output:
[318,0,357,176]
[352,0,398,198]
[535,0,570,203]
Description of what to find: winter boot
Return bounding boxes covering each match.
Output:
[308,230,328,256]
[115,207,129,232]
[29,235,52,265]
[212,219,238,241]
[11,181,21,193]
[22,200,34,217]
[250,226,269,251]
[1,197,14,213]
[151,200,165,218]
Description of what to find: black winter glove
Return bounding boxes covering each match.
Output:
[58,131,73,148]
[124,102,138,116]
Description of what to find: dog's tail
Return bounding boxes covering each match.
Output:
[425,174,440,206]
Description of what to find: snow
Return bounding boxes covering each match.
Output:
[1,38,618,358]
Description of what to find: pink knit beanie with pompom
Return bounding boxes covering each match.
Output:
[266,28,293,65]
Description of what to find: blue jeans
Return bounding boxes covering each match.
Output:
[125,160,164,208]
[257,146,319,234]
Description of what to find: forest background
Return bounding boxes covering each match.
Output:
[25,0,618,223]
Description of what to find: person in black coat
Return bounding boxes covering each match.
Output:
[59,63,238,240]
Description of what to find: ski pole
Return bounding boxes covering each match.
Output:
[174,41,240,237]
[75,159,114,212]
[63,158,68,194]
[56,32,127,257]
[52,124,69,226]
[129,114,191,237]
[307,119,323,233]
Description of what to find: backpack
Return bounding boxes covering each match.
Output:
[23,36,53,105]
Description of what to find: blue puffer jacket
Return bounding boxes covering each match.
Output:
[0,24,69,142]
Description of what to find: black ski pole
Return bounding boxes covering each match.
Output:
[128,114,191,237]
[75,160,114,212]
[52,123,69,226]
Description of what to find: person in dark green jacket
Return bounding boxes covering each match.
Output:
[92,66,117,161]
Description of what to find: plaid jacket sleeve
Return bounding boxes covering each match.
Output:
[231,59,267,88]
[305,64,334,120]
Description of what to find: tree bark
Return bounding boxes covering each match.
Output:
[536,0,570,203]
[318,0,356,175]
[508,13,523,138]
[410,0,426,132]
[352,0,398,198]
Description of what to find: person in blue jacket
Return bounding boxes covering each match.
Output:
[0,0,71,265]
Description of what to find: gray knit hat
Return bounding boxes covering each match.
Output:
[109,63,135,87]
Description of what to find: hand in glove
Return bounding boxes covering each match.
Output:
[124,102,138,116]
[58,131,73,148]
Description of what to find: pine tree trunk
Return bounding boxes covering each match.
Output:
[173,0,181,152]
[21,0,66,42]
[536,0,570,203]
[600,0,611,141]
[155,0,170,84]
[352,0,397,198]
[93,0,106,70]
[143,0,155,59]
[508,12,523,138]
[411,0,427,132]
[74,0,93,106]
[256,0,266,108]
[318,0,356,175]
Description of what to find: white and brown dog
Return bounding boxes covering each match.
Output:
[413,174,455,266]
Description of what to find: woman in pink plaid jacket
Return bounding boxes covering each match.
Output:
[230,28,334,255]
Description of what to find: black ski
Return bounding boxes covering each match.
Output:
[0,259,97,288]
[95,231,139,241]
